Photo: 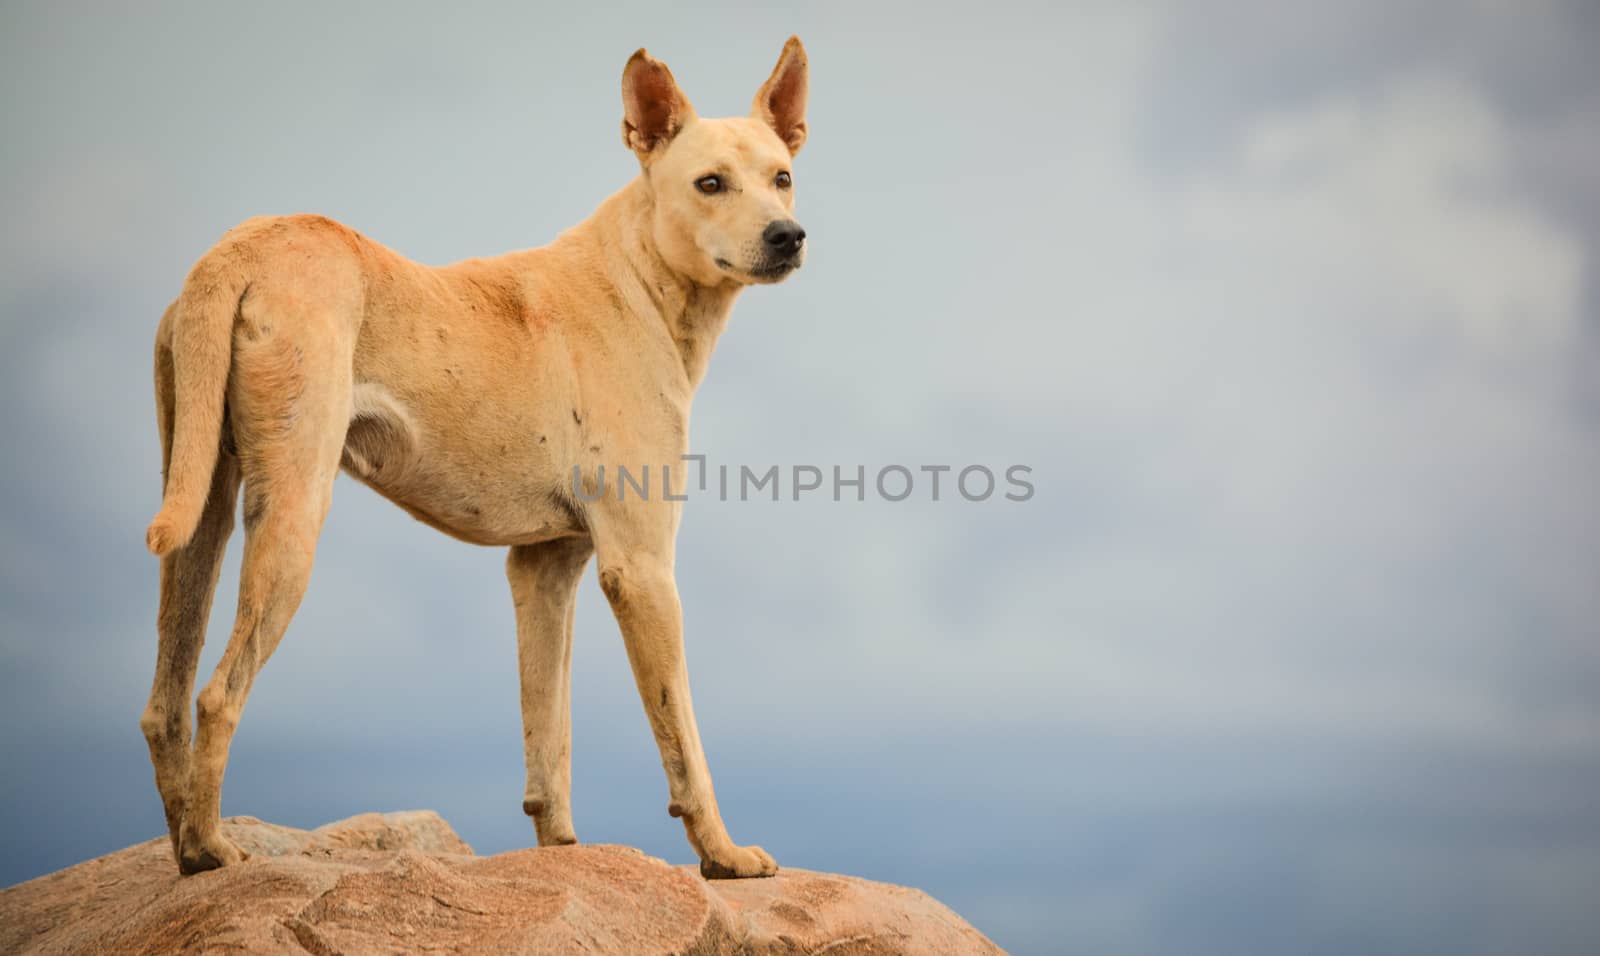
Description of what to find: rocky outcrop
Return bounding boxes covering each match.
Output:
[0,811,1003,954]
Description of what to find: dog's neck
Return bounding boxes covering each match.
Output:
[558,178,742,392]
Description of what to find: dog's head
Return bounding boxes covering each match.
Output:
[621,38,808,287]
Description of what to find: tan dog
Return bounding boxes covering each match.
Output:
[140,38,809,880]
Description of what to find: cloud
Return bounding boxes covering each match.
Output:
[673,69,1600,761]
[1,4,1597,953]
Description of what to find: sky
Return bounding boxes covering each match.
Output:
[2,2,1598,954]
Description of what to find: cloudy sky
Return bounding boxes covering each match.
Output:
[2,2,1597,953]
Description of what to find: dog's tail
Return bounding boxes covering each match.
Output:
[145,257,245,557]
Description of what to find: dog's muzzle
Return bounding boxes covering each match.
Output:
[717,220,807,281]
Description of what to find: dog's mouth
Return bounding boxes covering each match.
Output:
[715,258,799,282]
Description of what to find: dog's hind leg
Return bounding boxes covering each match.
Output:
[507,537,593,846]
[141,329,241,864]
[177,300,353,874]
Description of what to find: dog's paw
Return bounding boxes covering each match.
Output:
[700,844,778,879]
[177,831,250,875]
[523,797,578,846]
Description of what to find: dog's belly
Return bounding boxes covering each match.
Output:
[339,383,581,547]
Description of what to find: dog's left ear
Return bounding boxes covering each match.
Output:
[752,36,808,156]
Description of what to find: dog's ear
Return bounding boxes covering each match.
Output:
[621,48,694,162]
[751,36,808,156]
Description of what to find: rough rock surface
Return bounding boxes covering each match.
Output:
[0,811,1003,955]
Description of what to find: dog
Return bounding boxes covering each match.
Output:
[140,38,809,880]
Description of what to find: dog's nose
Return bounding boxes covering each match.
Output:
[762,220,806,257]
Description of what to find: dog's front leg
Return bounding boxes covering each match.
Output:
[506,538,593,846]
[591,530,777,879]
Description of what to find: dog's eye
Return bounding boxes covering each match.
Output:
[694,175,723,195]
[774,171,792,189]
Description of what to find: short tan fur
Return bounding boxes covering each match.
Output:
[141,38,810,880]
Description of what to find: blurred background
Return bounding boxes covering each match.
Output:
[2,2,1597,953]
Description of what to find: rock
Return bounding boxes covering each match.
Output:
[0,811,1003,955]
[711,864,1003,955]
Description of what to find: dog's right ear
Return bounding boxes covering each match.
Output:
[621,48,694,162]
